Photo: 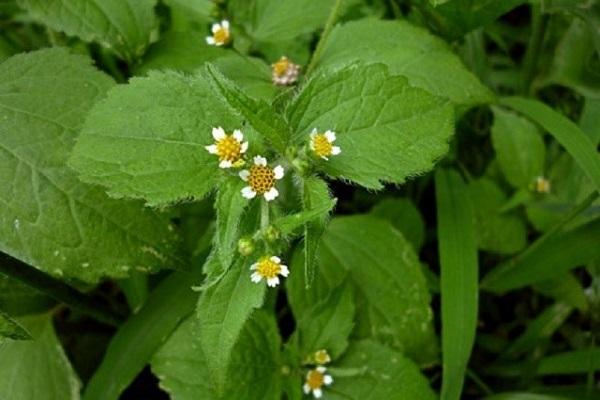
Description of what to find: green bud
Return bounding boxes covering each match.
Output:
[264,225,280,242]
[237,237,255,256]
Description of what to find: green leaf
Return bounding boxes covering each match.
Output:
[0,310,30,340]
[69,69,257,206]
[228,0,335,43]
[435,169,479,400]
[485,394,571,400]
[288,215,437,365]
[164,0,214,23]
[152,311,282,400]
[17,0,157,61]
[534,273,588,312]
[302,176,333,287]
[536,348,600,375]
[287,63,454,189]
[325,340,437,400]
[83,268,204,400]
[272,194,336,238]
[491,107,545,189]
[295,282,354,360]
[316,19,494,107]
[0,314,81,399]
[0,48,181,283]
[500,97,600,194]
[468,178,527,254]
[481,217,600,292]
[197,260,266,393]
[0,275,55,316]
[215,178,250,271]
[370,197,426,251]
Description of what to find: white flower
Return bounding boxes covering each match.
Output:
[206,20,231,46]
[271,56,300,86]
[205,127,248,168]
[309,128,341,160]
[313,349,331,365]
[250,256,289,287]
[303,367,333,399]
[239,156,284,201]
[534,176,551,193]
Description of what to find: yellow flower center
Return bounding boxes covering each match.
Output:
[216,136,242,162]
[312,134,333,157]
[314,350,331,365]
[535,177,550,193]
[248,165,275,194]
[256,257,281,279]
[272,57,290,77]
[306,370,325,390]
[213,27,230,45]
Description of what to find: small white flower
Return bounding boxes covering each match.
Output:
[250,256,289,287]
[271,56,301,86]
[206,20,231,46]
[309,128,341,160]
[303,367,333,399]
[239,156,284,201]
[534,176,551,194]
[205,127,248,168]
[313,349,331,365]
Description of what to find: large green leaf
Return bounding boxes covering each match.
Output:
[17,0,157,61]
[215,178,250,271]
[196,261,266,393]
[69,69,261,206]
[325,340,437,400]
[0,48,181,283]
[370,197,426,251]
[436,169,479,400]
[491,107,545,189]
[0,314,80,399]
[152,311,282,400]
[287,215,437,365]
[315,19,494,107]
[287,63,454,189]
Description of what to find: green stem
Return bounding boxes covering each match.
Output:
[305,0,344,76]
[522,3,549,94]
[260,199,270,230]
[466,368,494,396]
[0,252,124,327]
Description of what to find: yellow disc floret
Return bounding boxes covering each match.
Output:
[216,136,241,162]
[306,369,325,390]
[256,256,282,279]
[248,165,275,195]
[213,27,230,44]
[312,134,333,158]
[273,57,291,77]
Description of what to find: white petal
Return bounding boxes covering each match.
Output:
[206,36,215,45]
[233,129,243,142]
[324,130,336,142]
[313,389,322,399]
[240,141,249,153]
[221,20,230,29]
[250,272,262,283]
[309,139,316,151]
[241,186,256,199]
[303,384,311,394]
[273,165,284,180]
[310,128,318,137]
[331,146,341,155]
[270,256,281,263]
[212,126,226,140]
[250,263,258,270]
[205,144,218,154]
[320,155,329,161]
[324,375,333,385]
[219,160,232,169]
[267,277,280,287]
[254,155,267,166]
[279,264,289,277]
[316,366,327,373]
[239,170,250,181]
[264,187,279,201]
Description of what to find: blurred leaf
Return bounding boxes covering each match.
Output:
[83,268,204,400]
[485,393,571,400]
[370,198,426,251]
[534,273,588,312]
[491,107,545,189]
[325,340,437,400]
[537,348,600,375]
[196,261,266,393]
[0,314,80,399]
[288,63,454,189]
[17,0,157,61]
[215,178,250,271]
[0,274,55,316]
[316,19,494,107]
[152,311,281,400]
[436,169,479,400]
[0,48,181,283]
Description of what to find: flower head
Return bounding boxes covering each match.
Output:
[239,156,284,201]
[534,176,551,194]
[309,129,341,160]
[303,367,333,399]
[205,127,248,169]
[271,56,300,86]
[313,349,331,365]
[206,20,231,46]
[250,256,289,287]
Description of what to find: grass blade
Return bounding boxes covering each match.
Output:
[436,169,479,400]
